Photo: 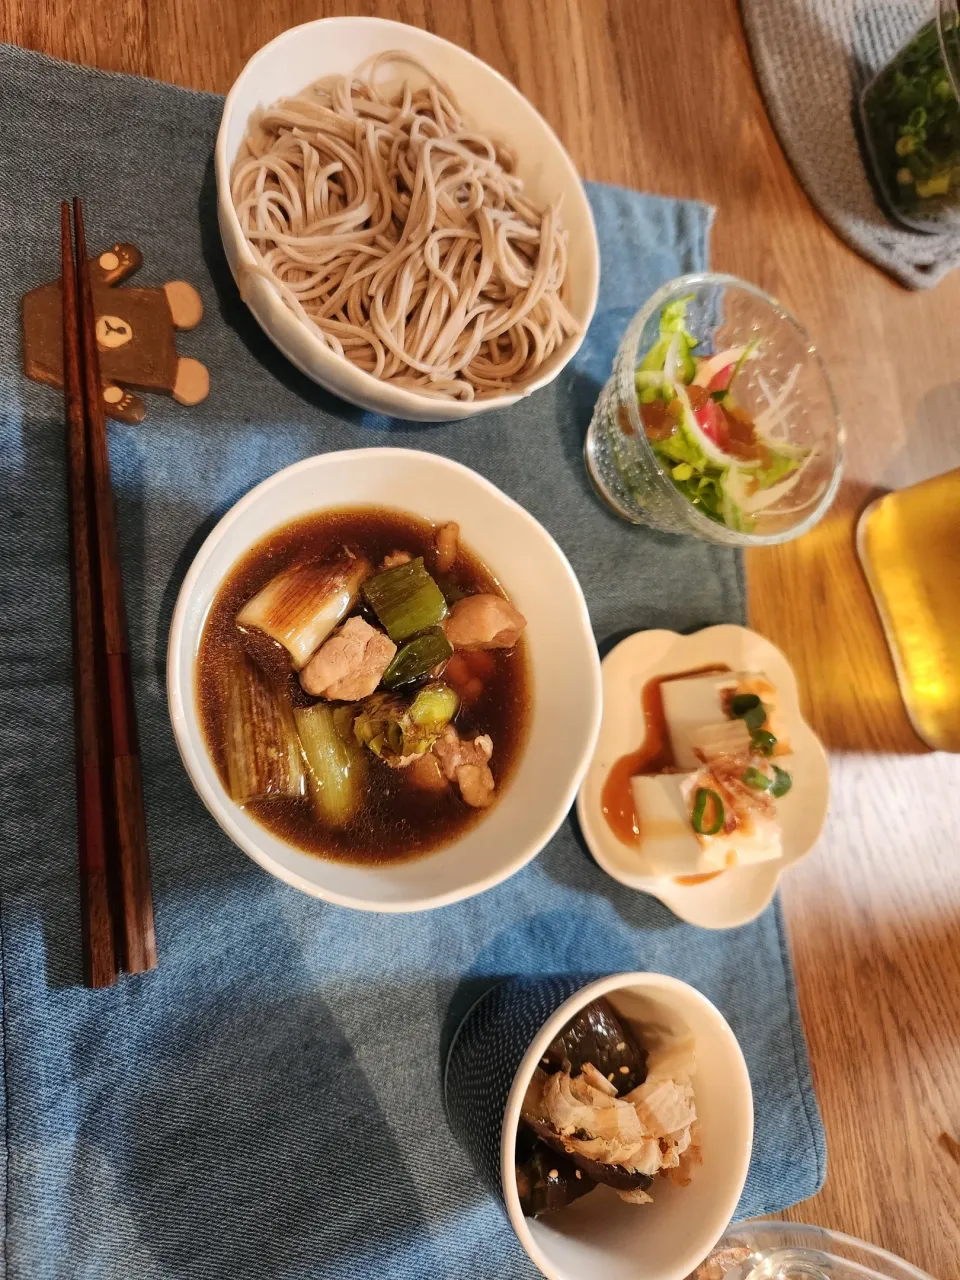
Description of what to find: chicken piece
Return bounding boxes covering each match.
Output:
[432,725,496,808]
[435,522,459,574]
[444,594,527,650]
[299,616,396,700]
[380,550,412,570]
[406,751,450,794]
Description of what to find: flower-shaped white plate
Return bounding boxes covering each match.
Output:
[576,625,829,929]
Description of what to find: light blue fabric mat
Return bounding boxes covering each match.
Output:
[0,45,825,1280]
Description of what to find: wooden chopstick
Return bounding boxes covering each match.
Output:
[72,198,158,975]
[62,202,118,989]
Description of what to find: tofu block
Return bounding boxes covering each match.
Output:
[659,674,731,769]
[660,670,791,767]
[629,772,784,877]
[629,774,703,876]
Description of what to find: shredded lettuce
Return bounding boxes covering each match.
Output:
[753,450,800,490]
[641,294,697,381]
[652,417,708,470]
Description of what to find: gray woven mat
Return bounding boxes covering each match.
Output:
[741,0,960,288]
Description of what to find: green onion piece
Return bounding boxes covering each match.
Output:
[691,787,725,836]
[353,681,459,764]
[730,692,761,715]
[770,765,793,798]
[362,557,447,643]
[742,767,771,791]
[730,692,766,731]
[750,729,777,757]
[710,389,728,402]
[294,702,365,827]
[381,628,453,689]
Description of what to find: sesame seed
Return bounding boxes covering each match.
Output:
[619,1065,629,1074]
[548,1169,558,1179]
[575,1170,582,1179]
[607,1072,615,1082]
[616,1041,626,1051]
[541,1056,549,1065]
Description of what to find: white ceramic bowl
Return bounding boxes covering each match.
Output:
[577,625,830,929]
[215,17,600,421]
[167,448,602,911]
[502,973,754,1280]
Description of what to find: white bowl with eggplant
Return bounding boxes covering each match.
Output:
[167,448,602,911]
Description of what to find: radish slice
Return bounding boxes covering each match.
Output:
[692,346,748,390]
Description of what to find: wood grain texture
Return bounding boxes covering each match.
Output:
[4,0,959,1273]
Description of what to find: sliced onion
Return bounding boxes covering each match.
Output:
[663,332,683,384]
[753,364,800,441]
[691,345,748,389]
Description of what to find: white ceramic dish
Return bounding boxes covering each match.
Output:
[167,448,602,912]
[215,17,600,421]
[502,972,754,1280]
[577,625,829,929]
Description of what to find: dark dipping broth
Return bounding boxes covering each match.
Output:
[602,665,729,886]
[198,506,531,865]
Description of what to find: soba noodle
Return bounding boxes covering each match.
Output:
[231,52,581,401]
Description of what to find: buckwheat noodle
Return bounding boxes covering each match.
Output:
[231,52,580,400]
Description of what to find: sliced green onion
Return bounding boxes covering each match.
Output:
[362,557,447,643]
[381,628,453,689]
[691,787,725,836]
[742,767,771,791]
[770,765,793,798]
[730,692,766,731]
[750,729,777,757]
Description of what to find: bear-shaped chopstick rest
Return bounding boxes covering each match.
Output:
[21,243,209,423]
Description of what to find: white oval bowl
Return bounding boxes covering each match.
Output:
[577,625,830,929]
[215,17,600,421]
[167,448,602,912]
[502,972,754,1280]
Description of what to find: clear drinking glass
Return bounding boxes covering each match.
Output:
[584,273,844,547]
[860,0,960,231]
[691,1220,935,1280]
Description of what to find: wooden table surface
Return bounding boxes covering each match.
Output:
[4,0,959,1274]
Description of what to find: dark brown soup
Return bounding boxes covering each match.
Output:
[197,506,531,865]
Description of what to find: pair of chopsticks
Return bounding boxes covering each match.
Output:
[62,199,157,988]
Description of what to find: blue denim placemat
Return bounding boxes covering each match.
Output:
[0,45,825,1280]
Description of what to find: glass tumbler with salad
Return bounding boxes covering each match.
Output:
[860,0,960,231]
[585,274,843,545]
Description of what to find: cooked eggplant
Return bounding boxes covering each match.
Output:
[520,1068,656,1195]
[515,1135,596,1218]
[542,997,647,1096]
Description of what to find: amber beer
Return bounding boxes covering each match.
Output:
[858,468,960,752]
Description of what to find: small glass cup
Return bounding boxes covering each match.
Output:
[584,273,844,547]
[860,0,960,232]
[691,1220,935,1280]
